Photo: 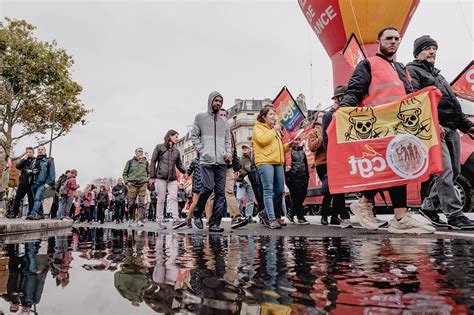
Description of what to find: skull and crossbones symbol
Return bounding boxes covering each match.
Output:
[394,99,432,140]
[345,107,388,141]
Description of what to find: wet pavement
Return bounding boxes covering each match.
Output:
[0,227,473,314]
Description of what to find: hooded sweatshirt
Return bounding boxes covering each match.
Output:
[190,91,231,165]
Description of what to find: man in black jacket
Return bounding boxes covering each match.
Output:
[407,35,474,230]
[7,147,34,219]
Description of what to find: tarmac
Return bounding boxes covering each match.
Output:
[0,217,73,239]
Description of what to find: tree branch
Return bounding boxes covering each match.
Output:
[11,130,37,142]
[11,130,65,160]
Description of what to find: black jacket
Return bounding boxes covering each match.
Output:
[187,157,202,193]
[227,133,240,172]
[340,54,413,107]
[406,60,473,133]
[112,184,128,203]
[16,157,33,185]
[149,143,186,181]
[286,146,309,177]
[97,190,109,206]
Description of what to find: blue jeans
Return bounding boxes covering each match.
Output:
[257,164,284,221]
[31,183,46,216]
[236,182,255,217]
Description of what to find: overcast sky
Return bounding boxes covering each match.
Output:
[1,0,472,186]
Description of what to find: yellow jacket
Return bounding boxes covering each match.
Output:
[252,120,290,166]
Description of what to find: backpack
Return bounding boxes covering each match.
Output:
[57,175,68,196]
[125,158,149,177]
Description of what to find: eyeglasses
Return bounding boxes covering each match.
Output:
[382,36,401,42]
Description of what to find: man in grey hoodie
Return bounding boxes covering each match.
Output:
[190,91,231,232]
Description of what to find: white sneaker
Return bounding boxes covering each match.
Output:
[350,200,378,230]
[376,217,388,228]
[340,219,352,228]
[388,214,436,234]
[138,221,144,227]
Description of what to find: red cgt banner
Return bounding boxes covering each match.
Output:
[327,87,443,194]
[451,60,474,102]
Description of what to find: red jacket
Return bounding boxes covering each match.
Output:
[66,176,80,197]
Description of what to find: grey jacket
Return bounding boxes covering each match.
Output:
[190,91,231,165]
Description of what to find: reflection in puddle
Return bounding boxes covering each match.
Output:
[0,228,473,314]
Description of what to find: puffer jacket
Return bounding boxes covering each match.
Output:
[286,146,309,177]
[122,157,149,187]
[252,120,290,166]
[29,155,55,186]
[407,59,473,133]
[187,157,202,193]
[112,184,128,203]
[149,143,186,181]
[190,91,231,165]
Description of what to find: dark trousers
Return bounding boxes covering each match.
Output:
[316,164,350,220]
[193,164,227,227]
[178,201,186,219]
[363,185,407,208]
[97,203,107,223]
[88,205,96,222]
[148,199,157,221]
[285,173,309,219]
[11,182,34,216]
[115,202,125,222]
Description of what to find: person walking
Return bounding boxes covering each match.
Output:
[7,147,34,219]
[340,26,435,234]
[190,91,232,232]
[205,108,248,229]
[57,169,79,221]
[185,153,202,228]
[149,130,187,230]
[308,92,352,228]
[177,183,186,219]
[407,35,474,229]
[112,178,128,224]
[236,144,256,222]
[123,148,149,227]
[96,185,109,224]
[27,146,55,220]
[252,106,293,229]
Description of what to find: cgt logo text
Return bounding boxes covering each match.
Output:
[348,145,386,178]
[279,101,299,122]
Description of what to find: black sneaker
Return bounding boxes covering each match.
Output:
[447,215,474,230]
[419,209,448,227]
[193,217,203,230]
[209,225,224,232]
[330,216,341,225]
[258,212,270,227]
[297,217,309,225]
[321,216,329,225]
[286,213,295,223]
[6,213,18,219]
[231,217,248,229]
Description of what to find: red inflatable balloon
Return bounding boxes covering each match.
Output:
[298,0,420,87]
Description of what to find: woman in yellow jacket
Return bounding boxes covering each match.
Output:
[252,106,292,229]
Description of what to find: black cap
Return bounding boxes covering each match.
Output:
[331,85,347,100]
[413,35,438,57]
[241,144,250,149]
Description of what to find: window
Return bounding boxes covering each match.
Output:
[245,100,253,110]
[247,128,253,138]
[247,113,254,116]
[233,132,238,143]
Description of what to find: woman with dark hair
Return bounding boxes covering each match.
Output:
[252,106,293,229]
[149,129,187,230]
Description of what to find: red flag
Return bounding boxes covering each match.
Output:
[341,33,366,70]
[327,87,443,194]
[451,60,474,102]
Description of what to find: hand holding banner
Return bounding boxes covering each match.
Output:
[327,87,443,194]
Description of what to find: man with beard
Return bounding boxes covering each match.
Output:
[27,146,56,220]
[340,26,435,234]
[190,91,232,232]
[407,35,474,229]
[7,147,35,219]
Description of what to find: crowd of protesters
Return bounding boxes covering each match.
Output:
[4,28,474,234]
